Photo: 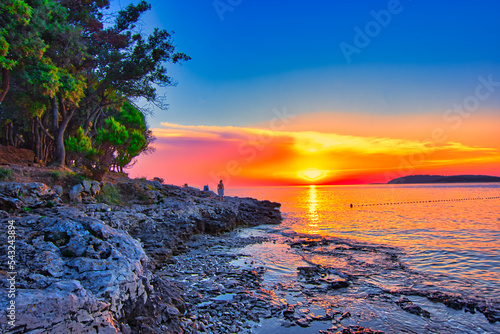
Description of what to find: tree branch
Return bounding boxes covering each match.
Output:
[36,117,54,141]
[0,68,10,103]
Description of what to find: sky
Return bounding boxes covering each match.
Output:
[118,0,500,188]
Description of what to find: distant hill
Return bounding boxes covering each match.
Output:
[387,175,500,184]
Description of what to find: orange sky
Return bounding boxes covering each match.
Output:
[129,110,500,189]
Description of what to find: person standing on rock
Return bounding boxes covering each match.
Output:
[217,180,224,202]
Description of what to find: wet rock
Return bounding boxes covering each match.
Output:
[340,311,351,320]
[396,297,430,318]
[329,279,350,289]
[296,317,311,327]
[283,304,295,319]
[443,298,465,310]
[298,265,322,277]
[484,307,500,323]
[336,325,386,334]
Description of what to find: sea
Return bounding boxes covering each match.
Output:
[230,183,500,333]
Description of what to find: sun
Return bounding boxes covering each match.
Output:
[298,168,328,181]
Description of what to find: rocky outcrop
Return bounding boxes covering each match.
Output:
[0,210,185,333]
[0,182,61,211]
[0,181,282,333]
[69,180,101,203]
[81,183,281,267]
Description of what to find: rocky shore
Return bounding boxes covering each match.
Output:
[0,178,281,333]
[1,174,499,333]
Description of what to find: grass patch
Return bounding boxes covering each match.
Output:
[96,183,123,205]
[61,170,88,186]
[48,170,63,180]
[0,167,13,181]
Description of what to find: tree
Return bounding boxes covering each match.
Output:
[66,101,154,180]
[0,0,37,103]
[55,0,189,167]
[2,0,188,176]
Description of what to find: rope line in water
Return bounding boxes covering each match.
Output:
[350,196,500,208]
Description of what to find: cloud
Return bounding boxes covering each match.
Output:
[129,119,500,187]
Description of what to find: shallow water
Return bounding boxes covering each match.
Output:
[233,184,500,300]
[230,184,500,332]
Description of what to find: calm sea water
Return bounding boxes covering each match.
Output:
[230,184,500,332]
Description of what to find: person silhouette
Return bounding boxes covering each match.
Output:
[217,180,224,202]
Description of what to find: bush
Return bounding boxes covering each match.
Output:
[48,170,62,180]
[0,167,13,181]
[153,177,164,184]
[96,183,123,205]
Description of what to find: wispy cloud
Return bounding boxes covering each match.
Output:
[129,119,500,187]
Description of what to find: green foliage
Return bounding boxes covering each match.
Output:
[1,0,187,170]
[96,183,123,205]
[0,0,33,70]
[116,102,147,132]
[0,167,13,180]
[47,170,62,180]
[96,117,129,147]
[66,127,95,155]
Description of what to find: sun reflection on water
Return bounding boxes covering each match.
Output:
[231,184,500,302]
[307,185,319,232]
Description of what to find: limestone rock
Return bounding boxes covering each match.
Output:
[0,211,185,333]
[69,184,84,203]
[0,182,61,211]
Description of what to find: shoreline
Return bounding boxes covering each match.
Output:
[0,178,281,333]
[174,226,499,334]
[1,177,499,333]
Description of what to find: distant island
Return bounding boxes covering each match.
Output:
[388,175,500,184]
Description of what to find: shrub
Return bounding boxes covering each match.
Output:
[153,177,164,184]
[0,167,13,181]
[96,183,123,205]
[48,170,62,180]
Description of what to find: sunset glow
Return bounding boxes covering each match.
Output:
[299,168,329,182]
[124,1,500,190]
[130,111,500,189]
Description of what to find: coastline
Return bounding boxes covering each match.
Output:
[173,225,500,334]
[0,175,281,333]
[1,172,499,333]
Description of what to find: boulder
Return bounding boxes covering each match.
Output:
[0,212,185,333]
[69,184,84,203]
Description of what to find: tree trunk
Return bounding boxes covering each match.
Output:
[7,122,14,146]
[0,68,10,103]
[3,124,8,146]
[51,96,59,133]
[34,118,41,163]
[54,116,70,166]
[53,95,75,167]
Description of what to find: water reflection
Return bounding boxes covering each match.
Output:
[231,184,500,301]
[308,185,319,231]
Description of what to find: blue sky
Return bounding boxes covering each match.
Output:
[117,0,500,185]
[112,0,500,128]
